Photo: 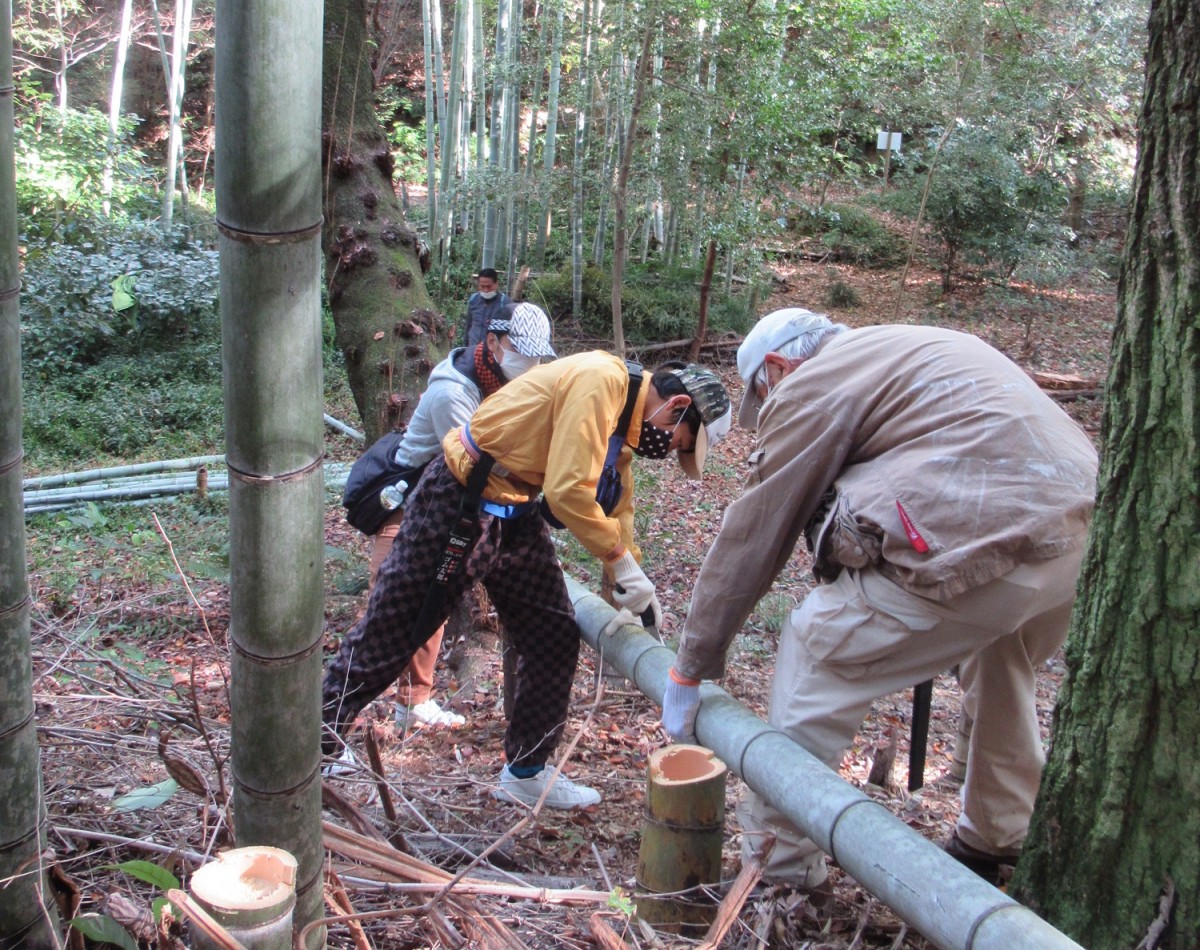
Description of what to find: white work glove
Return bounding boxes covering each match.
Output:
[661,668,701,743]
[610,551,663,630]
[601,607,641,639]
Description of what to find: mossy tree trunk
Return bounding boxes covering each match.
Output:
[0,3,60,943]
[214,1,326,945]
[1013,2,1200,946]
[323,0,444,443]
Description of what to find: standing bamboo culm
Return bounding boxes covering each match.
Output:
[591,2,624,269]
[472,0,486,245]
[610,21,654,356]
[0,2,61,944]
[422,0,439,246]
[102,0,134,215]
[162,0,194,232]
[534,2,564,267]
[518,3,547,265]
[571,0,595,314]
[435,0,468,279]
[501,0,523,281]
[214,1,326,946]
[482,0,511,267]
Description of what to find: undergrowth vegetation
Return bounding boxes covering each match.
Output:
[789,202,908,268]
[16,90,1126,478]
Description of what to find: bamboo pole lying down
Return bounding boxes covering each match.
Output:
[565,576,1084,950]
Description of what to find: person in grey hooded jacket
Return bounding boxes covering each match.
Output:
[363,303,554,728]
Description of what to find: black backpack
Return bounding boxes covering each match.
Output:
[341,432,428,535]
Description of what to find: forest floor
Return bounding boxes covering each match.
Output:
[27,246,1115,948]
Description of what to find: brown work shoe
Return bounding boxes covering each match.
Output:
[944,832,1018,887]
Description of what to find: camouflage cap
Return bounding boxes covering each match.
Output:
[669,364,732,480]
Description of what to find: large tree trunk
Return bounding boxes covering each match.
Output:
[323,0,442,444]
[1013,2,1200,946]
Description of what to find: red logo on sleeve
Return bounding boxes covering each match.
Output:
[896,501,930,553]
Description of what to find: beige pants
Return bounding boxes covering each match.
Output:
[369,512,446,706]
[739,548,1084,885]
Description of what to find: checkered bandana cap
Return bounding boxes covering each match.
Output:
[488,302,556,358]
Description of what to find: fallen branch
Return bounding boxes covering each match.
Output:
[1029,371,1101,390]
[299,828,535,950]
[1046,388,1103,402]
[589,912,630,949]
[626,334,742,357]
[321,785,390,844]
[324,413,365,443]
[23,455,226,490]
[363,726,405,841]
[695,836,774,950]
[323,873,372,950]
[1135,876,1176,950]
[322,822,611,905]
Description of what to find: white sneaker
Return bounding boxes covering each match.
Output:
[491,765,601,810]
[322,746,358,778]
[396,699,466,728]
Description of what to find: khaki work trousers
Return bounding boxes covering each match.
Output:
[368,511,445,707]
[739,548,1084,886]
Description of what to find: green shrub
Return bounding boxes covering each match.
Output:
[16,102,160,244]
[20,222,220,379]
[887,126,1065,289]
[526,261,754,347]
[23,340,225,468]
[826,281,860,308]
[792,203,906,268]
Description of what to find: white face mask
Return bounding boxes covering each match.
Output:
[499,347,540,378]
[480,290,498,301]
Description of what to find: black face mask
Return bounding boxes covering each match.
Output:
[631,403,680,460]
[632,419,674,459]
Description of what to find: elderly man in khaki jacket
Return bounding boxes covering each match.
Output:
[661,308,1098,891]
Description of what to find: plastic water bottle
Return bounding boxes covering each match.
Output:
[379,479,409,511]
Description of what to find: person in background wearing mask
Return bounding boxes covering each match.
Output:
[323,351,732,809]
[360,303,554,730]
[660,308,1097,893]
[463,267,512,350]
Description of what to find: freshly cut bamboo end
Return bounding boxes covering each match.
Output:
[636,744,729,933]
[649,744,727,784]
[191,846,298,912]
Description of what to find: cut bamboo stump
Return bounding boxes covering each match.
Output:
[188,846,298,950]
[635,744,728,931]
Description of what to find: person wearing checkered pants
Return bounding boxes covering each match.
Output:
[322,351,733,809]
[324,456,579,770]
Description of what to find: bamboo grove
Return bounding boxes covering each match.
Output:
[392,0,1147,309]
[9,0,1147,320]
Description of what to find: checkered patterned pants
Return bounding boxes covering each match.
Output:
[322,456,580,769]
